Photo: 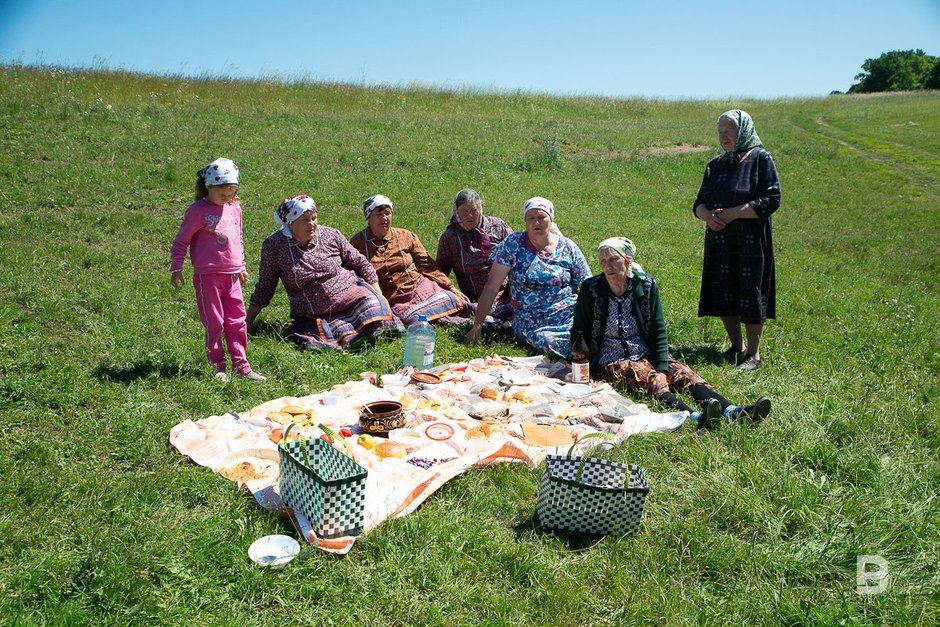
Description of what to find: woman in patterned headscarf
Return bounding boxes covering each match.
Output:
[436,188,513,321]
[693,110,781,371]
[350,194,472,326]
[246,194,402,350]
[571,237,771,428]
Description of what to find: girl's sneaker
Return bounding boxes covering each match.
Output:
[214,371,230,383]
[235,370,267,381]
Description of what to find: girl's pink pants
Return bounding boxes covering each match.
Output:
[193,273,250,374]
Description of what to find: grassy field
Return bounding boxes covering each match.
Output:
[0,65,938,625]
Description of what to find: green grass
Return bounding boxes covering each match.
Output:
[0,65,938,625]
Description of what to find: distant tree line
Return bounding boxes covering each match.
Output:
[840,49,940,94]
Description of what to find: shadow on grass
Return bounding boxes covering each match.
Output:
[671,344,725,367]
[447,321,535,353]
[513,513,608,551]
[248,319,289,342]
[94,360,204,383]
[250,319,402,354]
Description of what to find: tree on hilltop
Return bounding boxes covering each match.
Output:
[848,49,939,93]
[926,60,940,90]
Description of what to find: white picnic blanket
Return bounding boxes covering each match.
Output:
[169,356,686,554]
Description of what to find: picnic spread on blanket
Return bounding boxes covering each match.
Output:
[169,355,682,555]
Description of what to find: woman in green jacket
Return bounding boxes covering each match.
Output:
[571,237,770,428]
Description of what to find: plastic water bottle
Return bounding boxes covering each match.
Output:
[403,315,436,368]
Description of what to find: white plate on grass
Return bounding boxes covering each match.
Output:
[559,383,592,399]
[248,535,300,568]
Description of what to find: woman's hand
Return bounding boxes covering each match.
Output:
[170,271,183,289]
[695,205,728,231]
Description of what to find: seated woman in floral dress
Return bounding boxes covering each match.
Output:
[350,194,471,326]
[246,194,401,350]
[466,196,591,360]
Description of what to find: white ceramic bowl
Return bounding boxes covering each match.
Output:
[248,534,300,568]
[388,428,426,450]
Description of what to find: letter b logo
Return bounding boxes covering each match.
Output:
[856,555,888,595]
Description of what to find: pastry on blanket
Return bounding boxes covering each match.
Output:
[479,387,500,401]
[373,441,407,459]
[509,389,532,403]
[267,411,294,425]
[466,423,493,439]
[281,405,308,416]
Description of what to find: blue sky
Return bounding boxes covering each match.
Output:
[1,0,938,99]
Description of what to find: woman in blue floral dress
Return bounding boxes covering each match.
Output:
[466,196,591,359]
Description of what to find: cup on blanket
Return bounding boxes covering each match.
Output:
[360,371,377,385]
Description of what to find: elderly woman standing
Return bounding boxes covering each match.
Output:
[571,237,770,427]
[436,188,513,321]
[246,195,401,350]
[694,109,781,370]
[466,196,591,360]
[350,194,471,326]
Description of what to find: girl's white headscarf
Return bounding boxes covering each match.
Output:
[200,157,240,186]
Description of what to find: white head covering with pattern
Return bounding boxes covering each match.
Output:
[200,157,240,186]
[275,194,317,237]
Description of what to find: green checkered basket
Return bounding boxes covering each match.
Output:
[536,433,650,536]
[278,424,368,539]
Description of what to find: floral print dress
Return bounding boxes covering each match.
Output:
[491,232,591,359]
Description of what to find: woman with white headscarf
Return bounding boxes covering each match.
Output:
[571,237,771,427]
[693,109,781,371]
[466,196,591,360]
[350,194,471,326]
[246,194,401,350]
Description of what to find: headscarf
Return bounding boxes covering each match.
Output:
[521,196,563,255]
[450,189,494,257]
[597,237,645,275]
[363,194,394,219]
[199,157,240,186]
[597,237,636,261]
[522,196,555,221]
[275,194,316,237]
[717,110,762,164]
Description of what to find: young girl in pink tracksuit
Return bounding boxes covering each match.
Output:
[170,158,265,382]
